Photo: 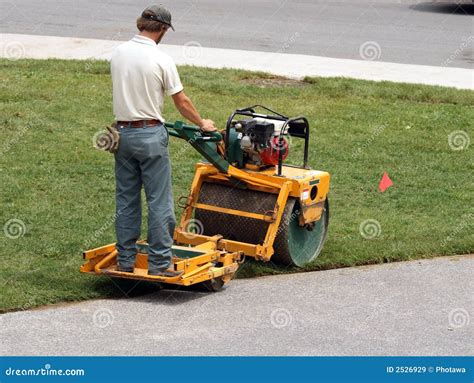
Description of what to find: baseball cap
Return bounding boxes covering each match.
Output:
[142,5,175,31]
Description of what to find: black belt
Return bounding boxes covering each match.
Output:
[116,119,162,128]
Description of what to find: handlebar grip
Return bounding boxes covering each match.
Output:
[198,130,222,142]
[165,121,222,142]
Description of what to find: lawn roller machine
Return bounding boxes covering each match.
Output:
[81,105,330,291]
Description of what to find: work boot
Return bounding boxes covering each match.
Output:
[117,264,134,273]
[148,267,183,278]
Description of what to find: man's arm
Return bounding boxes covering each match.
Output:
[171,91,216,132]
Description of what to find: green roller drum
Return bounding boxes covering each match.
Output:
[194,182,329,267]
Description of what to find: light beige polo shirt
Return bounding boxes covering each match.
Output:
[111,35,183,122]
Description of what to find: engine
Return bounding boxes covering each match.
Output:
[231,117,289,167]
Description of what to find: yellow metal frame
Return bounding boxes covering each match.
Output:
[174,162,329,261]
[81,161,329,287]
[80,240,242,286]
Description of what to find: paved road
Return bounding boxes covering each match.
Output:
[0,0,473,69]
[1,255,472,356]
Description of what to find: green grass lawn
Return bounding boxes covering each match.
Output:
[1,59,473,312]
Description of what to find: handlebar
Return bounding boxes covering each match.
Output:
[163,120,229,173]
[164,121,222,143]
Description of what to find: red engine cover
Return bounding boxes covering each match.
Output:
[260,136,289,166]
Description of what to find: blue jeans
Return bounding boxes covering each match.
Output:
[114,123,176,272]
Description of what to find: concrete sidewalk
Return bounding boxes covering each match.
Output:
[1,33,473,90]
[1,255,472,356]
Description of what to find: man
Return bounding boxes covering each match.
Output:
[110,4,216,277]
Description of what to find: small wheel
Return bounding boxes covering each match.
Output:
[200,277,225,292]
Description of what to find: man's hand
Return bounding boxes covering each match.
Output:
[172,91,217,132]
[199,119,217,132]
